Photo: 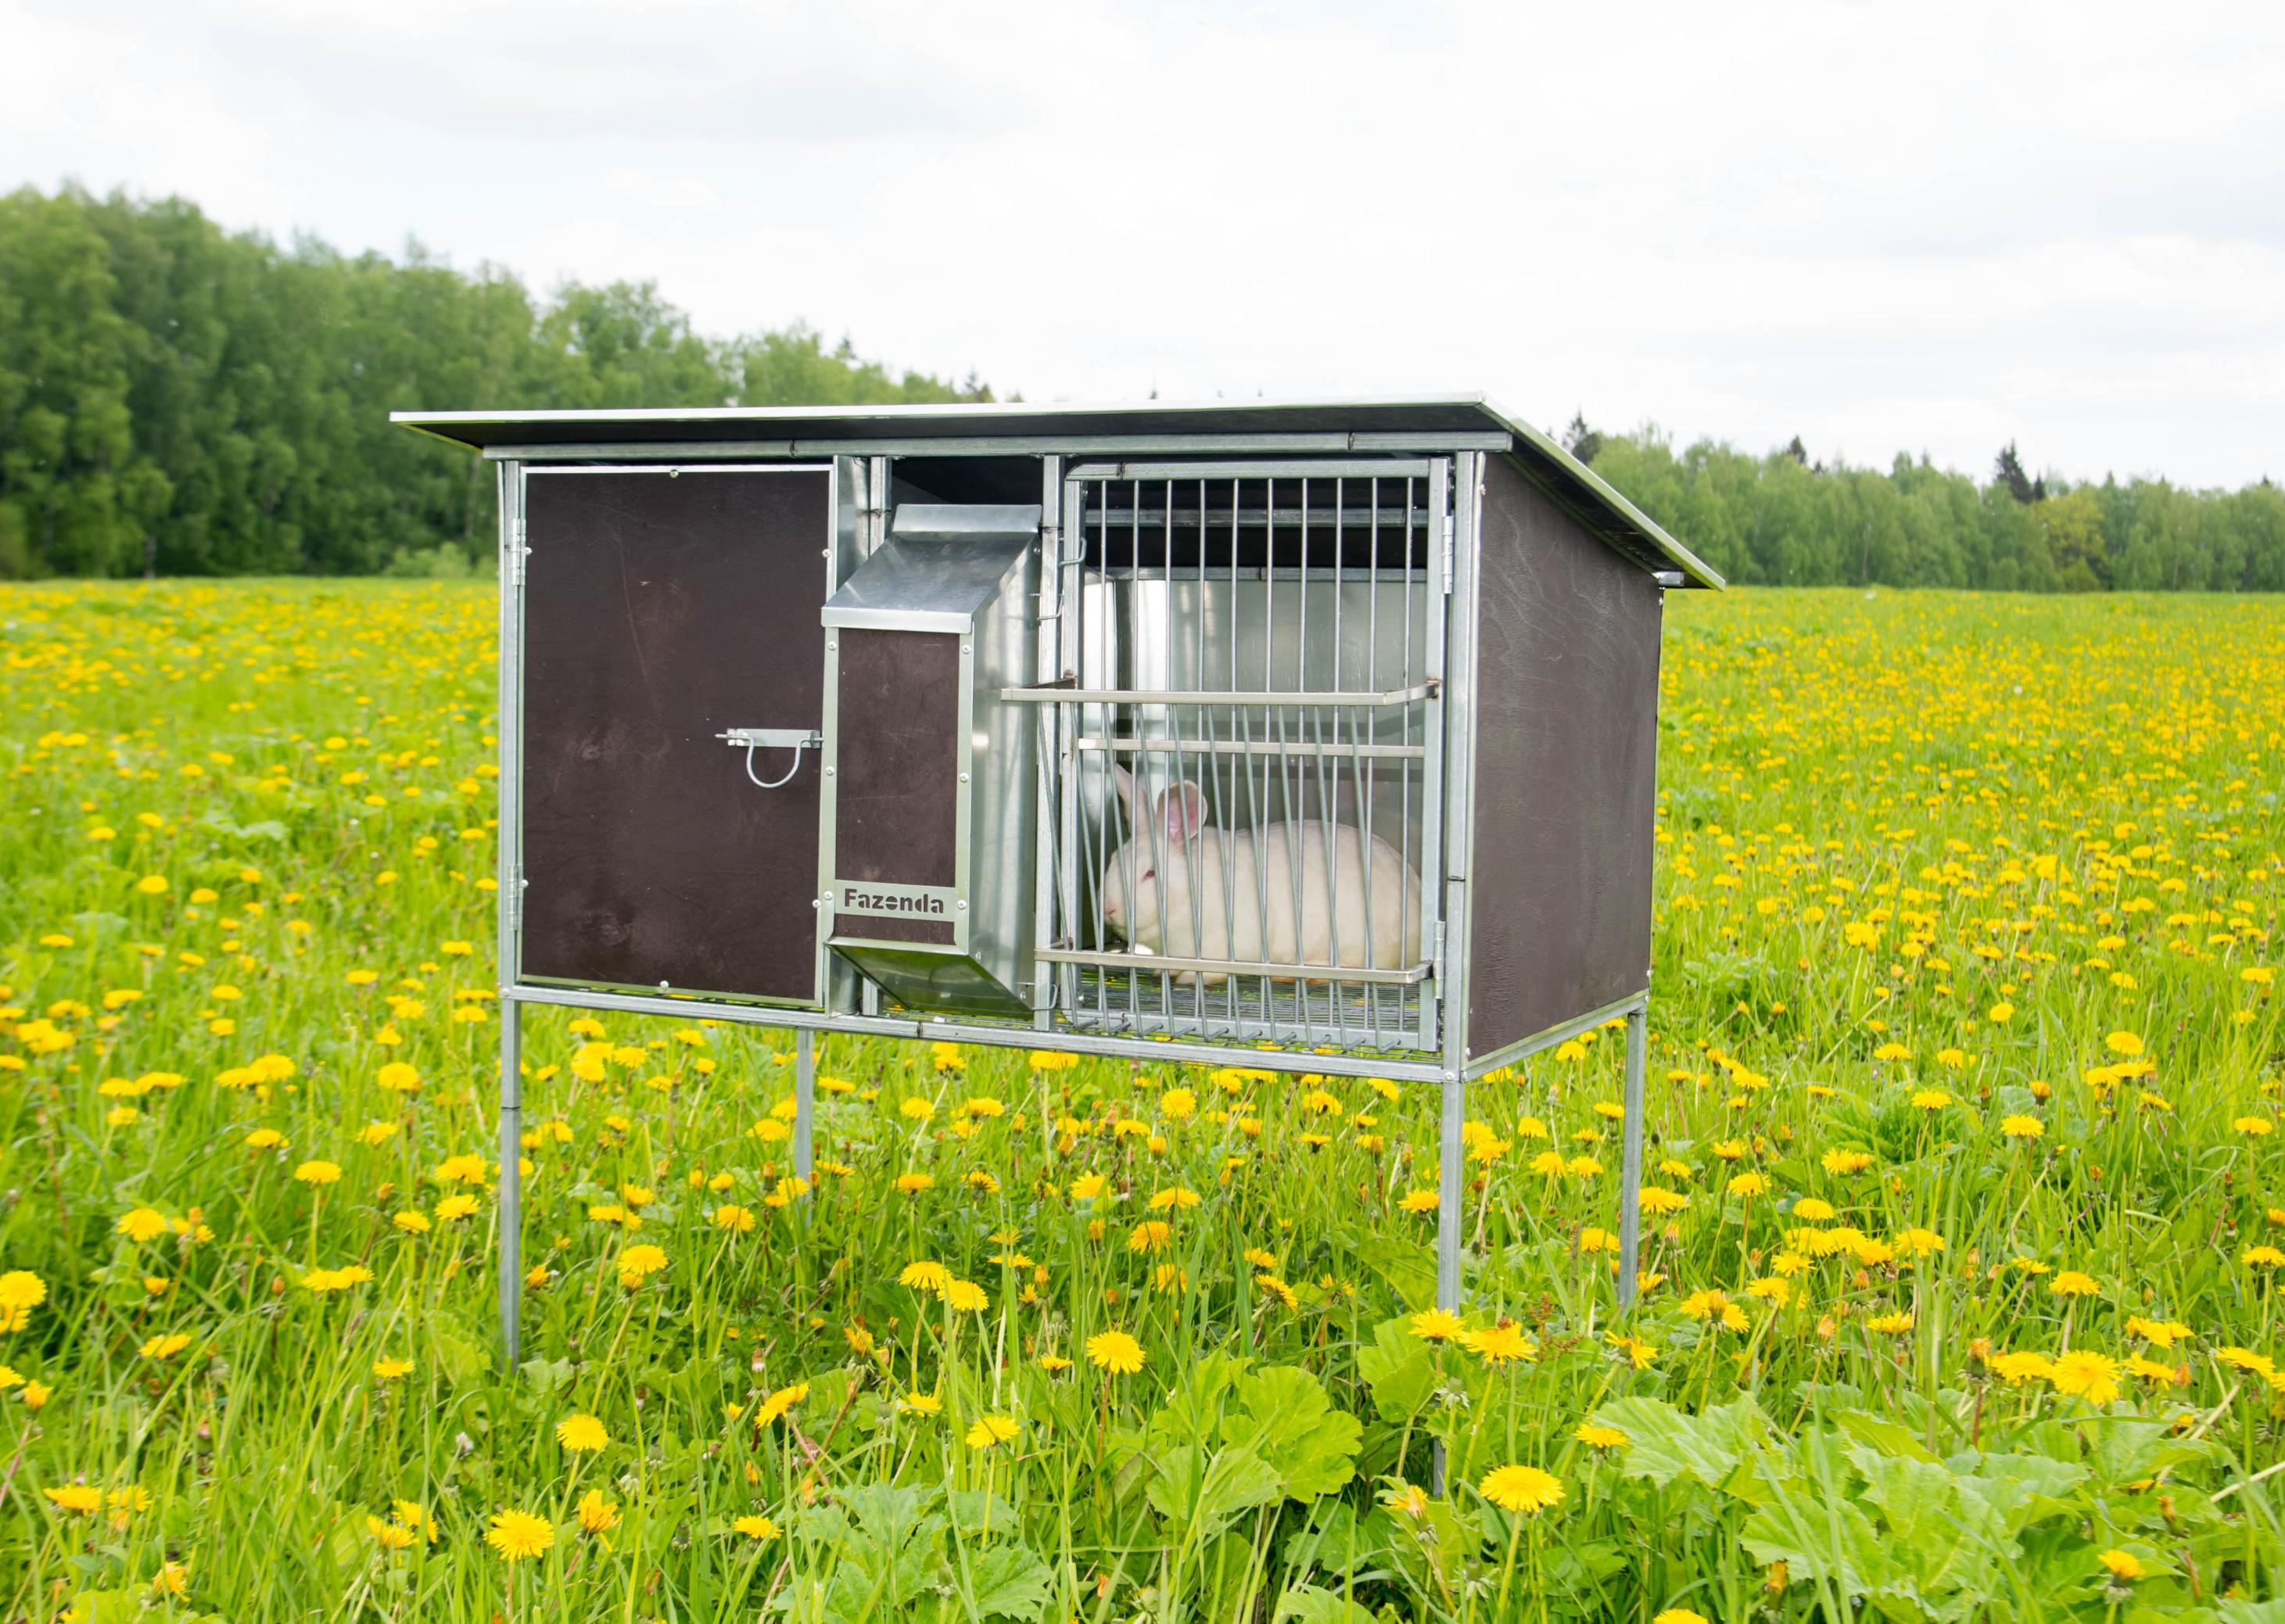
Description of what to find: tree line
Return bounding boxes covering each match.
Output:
[0,185,987,578]
[1567,421,2285,593]
[4,184,2280,587]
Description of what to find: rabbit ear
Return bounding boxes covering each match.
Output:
[1158,781,1206,841]
[1110,765,1138,825]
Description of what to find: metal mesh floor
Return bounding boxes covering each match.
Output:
[1056,966,1431,1056]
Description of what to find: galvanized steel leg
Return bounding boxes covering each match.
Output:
[1433,1068,1465,1494]
[1436,1073,1465,1313]
[497,999,523,1368]
[793,1027,814,1187]
[1616,1002,1647,1312]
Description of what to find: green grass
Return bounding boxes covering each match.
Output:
[1,580,2281,1622]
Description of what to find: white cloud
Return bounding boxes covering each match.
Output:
[5,0,2280,484]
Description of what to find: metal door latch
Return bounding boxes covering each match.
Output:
[718,728,823,789]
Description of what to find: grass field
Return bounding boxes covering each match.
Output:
[1,580,2281,1624]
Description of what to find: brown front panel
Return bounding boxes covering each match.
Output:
[832,629,960,887]
[1466,454,1663,1056]
[520,468,829,1001]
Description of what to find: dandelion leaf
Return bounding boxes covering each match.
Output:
[1222,1365,1361,1500]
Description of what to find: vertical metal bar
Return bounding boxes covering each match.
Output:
[1618,1002,1648,1310]
[1429,452,1482,1497]
[793,1026,816,1185]
[498,1000,522,1368]
[1433,453,1482,1308]
[1058,473,1087,1026]
[1033,457,1063,1024]
[493,456,525,1369]
[1418,461,1454,1054]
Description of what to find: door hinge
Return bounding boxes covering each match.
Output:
[1440,508,1455,593]
[507,867,524,930]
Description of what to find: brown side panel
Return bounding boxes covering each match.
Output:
[833,629,960,887]
[1465,454,1663,1056]
[519,468,829,1001]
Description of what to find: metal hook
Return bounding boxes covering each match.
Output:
[745,740,807,789]
[719,728,823,790]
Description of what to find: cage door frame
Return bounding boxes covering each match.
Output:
[1041,457,1452,1055]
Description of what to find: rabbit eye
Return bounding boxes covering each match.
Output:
[1138,868,1154,884]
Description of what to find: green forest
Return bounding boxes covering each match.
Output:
[3,183,2281,587]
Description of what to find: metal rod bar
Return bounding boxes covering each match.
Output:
[494,457,524,1370]
[1432,1066,1463,1498]
[498,984,1447,1082]
[482,432,1514,462]
[1429,454,1481,1500]
[1462,989,1649,1079]
[1067,459,1439,480]
[1617,1005,1648,1312]
[1033,949,1433,984]
[1078,507,1429,529]
[793,1027,815,1187]
[497,998,522,1369]
[1003,683,1437,708]
[1074,737,1426,761]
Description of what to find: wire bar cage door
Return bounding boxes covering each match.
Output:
[1022,460,1450,1055]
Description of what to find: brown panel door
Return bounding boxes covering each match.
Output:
[519,467,829,1002]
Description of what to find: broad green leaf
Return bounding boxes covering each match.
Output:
[430,1326,490,1389]
[944,1488,1020,1536]
[1740,1481,1899,1600]
[2085,1415,2215,1486]
[1346,1232,1437,1311]
[1146,1443,1282,1536]
[1836,1407,1939,1464]
[1590,1395,1769,1490]
[519,1354,575,1396]
[1356,1317,1439,1423]
[961,1541,1052,1622]
[1274,1586,1379,1624]
[1947,1451,2090,1533]
[1148,1353,1249,1450]
[1222,1365,1362,1500]
[1853,1450,2013,1604]
[1282,1500,1383,1579]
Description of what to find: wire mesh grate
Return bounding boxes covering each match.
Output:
[1030,462,1450,1056]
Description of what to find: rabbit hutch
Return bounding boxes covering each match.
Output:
[393,398,1723,1364]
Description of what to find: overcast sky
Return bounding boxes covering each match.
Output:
[7,0,2281,486]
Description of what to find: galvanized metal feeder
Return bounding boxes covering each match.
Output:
[393,399,1722,1372]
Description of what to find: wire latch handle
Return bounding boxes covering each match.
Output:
[718,728,823,790]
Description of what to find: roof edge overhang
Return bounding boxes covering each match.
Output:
[391,395,1721,589]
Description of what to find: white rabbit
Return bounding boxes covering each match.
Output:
[1099,766,1422,981]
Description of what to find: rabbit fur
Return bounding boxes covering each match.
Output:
[1099,766,1422,981]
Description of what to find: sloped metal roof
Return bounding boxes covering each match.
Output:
[392,396,1721,588]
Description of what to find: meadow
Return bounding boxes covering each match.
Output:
[0,579,2280,1624]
